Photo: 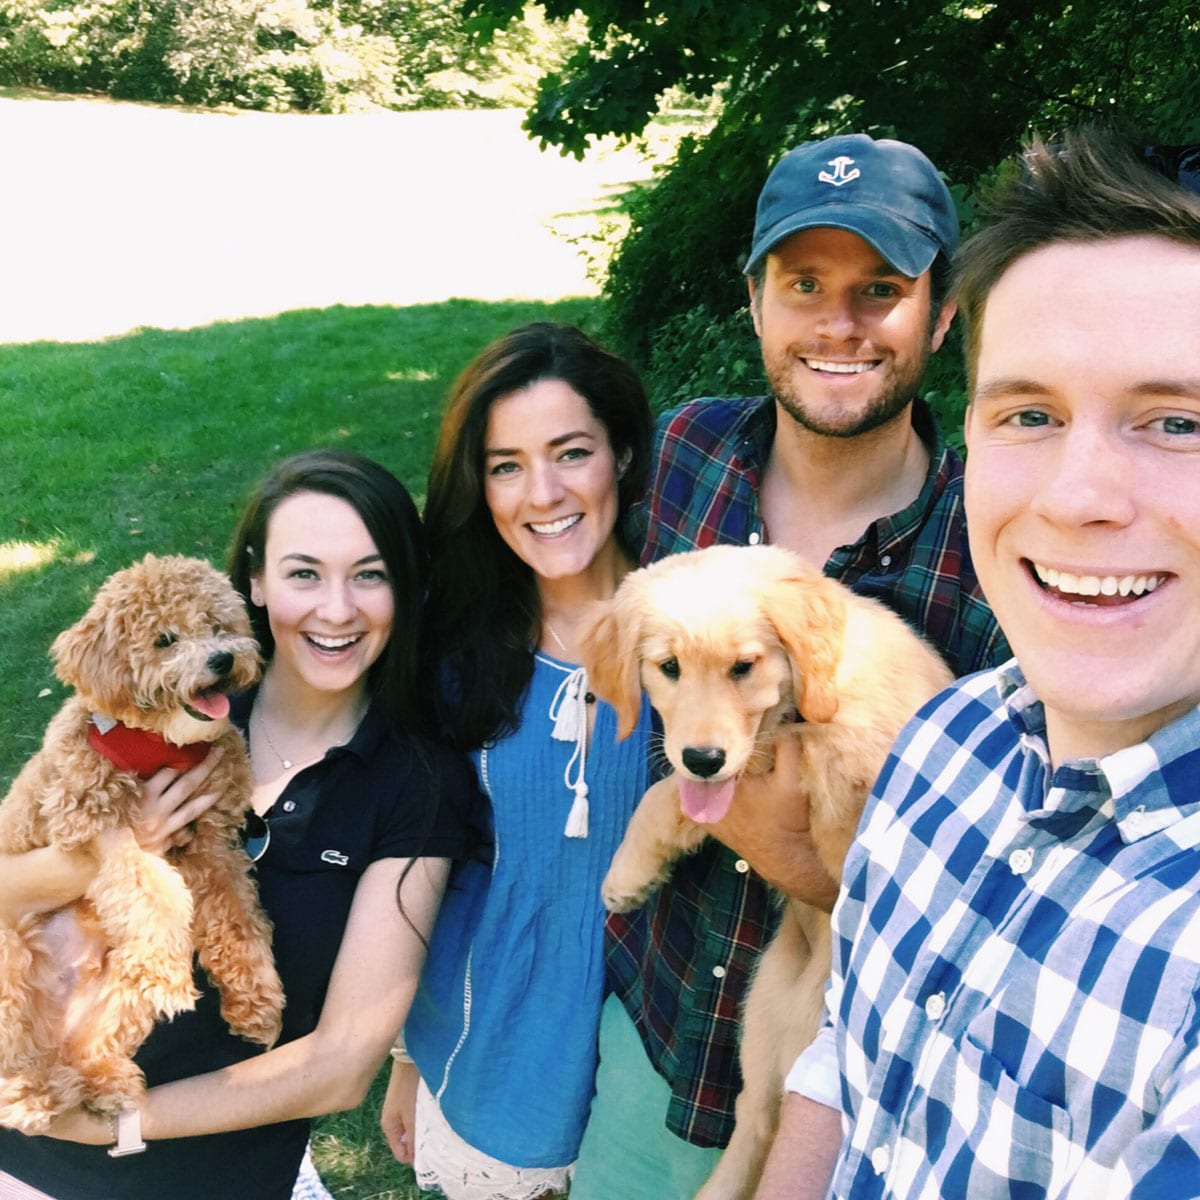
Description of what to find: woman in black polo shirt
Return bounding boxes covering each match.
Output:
[0,450,478,1200]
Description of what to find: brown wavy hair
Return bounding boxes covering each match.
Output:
[423,322,651,751]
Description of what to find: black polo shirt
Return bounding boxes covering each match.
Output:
[1,695,478,1200]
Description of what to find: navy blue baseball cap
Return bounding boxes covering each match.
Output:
[745,134,958,278]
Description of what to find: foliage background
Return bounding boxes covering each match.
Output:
[466,0,1200,426]
[0,0,584,112]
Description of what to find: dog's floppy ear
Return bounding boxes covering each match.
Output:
[51,603,120,703]
[578,588,644,740]
[765,572,846,724]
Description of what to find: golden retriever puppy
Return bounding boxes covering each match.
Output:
[579,544,953,1200]
[0,554,284,1133]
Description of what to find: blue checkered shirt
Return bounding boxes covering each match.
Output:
[805,662,1200,1198]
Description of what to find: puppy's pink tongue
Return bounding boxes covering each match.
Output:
[189,691,231,720]
[678,777,736,825]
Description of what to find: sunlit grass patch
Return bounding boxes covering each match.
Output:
[0,540,59,580]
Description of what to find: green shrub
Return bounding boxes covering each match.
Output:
[642,303,764,415]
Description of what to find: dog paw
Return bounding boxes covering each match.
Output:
[601,874,653,913]
[141,976,200,1020]
[221,994,284,1048]
[77,1059,145,1118]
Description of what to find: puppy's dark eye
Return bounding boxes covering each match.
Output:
[730,660,753,679]
[659,658,680,680]
[155,631,177,649]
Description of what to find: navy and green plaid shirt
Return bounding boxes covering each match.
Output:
[607,393,1009,1147]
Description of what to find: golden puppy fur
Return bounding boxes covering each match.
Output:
[580,544,953,1200]
[0,554,284,1133]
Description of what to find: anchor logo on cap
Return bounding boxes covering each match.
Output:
[818,156,861,187]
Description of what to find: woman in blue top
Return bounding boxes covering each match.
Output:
[382,323,654,1199]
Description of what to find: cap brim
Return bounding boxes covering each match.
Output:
[745,204,940,279]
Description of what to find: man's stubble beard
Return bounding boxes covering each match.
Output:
[764,341,932,440]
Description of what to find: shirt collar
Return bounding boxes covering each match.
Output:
[231,686,382,766]
[728,394,777,479]
[739,394,951,562]
[996,661,1200,840]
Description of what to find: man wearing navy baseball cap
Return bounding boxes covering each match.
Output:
[569,135,1007,1199]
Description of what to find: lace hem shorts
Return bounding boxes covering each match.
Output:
[291,1142,336,1200]
[414,1078,572,1200]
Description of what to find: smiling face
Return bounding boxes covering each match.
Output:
[483,378,626,585]
[964,235,1200,763]
[750,227,953,438]
[250,491,394,700]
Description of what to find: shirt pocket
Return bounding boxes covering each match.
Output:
[952,1034,1079,1197]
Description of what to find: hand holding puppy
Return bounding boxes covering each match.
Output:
[709,733,840,912]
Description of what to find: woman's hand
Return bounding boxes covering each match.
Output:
[380,1058,420,1164]
[0,845,101,923]
[134,747,225,856]
[709,732,840,912]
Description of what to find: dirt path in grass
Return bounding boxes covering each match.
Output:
[0,94,655,344]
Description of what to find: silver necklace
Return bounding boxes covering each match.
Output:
[543,620,571,657]
[253,706,332,772]
[542,620,595,704]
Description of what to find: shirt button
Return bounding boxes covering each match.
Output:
[871,1145,891,1174]
[1009,847,1034,875]
[880,554,892,567]
[712,965,727,979]
[925,992,946,1020]
[734,858,750,873]
[282,800,297,813]
[748,531,761,545]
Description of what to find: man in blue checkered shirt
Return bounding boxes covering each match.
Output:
[759,130,1200,1199]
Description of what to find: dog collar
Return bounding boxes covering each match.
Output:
[88,714,210,779]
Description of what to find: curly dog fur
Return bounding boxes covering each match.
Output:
[0,554,284,1133]
[580,544,954,1200]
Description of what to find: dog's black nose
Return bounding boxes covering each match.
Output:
[208,650,234,676]
[681,746,726,779]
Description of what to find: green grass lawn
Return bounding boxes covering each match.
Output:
[0,296,599,782]
[0,294,600,1198]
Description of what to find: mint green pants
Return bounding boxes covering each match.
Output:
[570,995,723,1199]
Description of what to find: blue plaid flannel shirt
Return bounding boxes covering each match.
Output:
[804,663,1200,1198]
[608,394,1008,1146]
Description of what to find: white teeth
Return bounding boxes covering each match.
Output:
[530,515,581,535]
[1032,562,1165,598]
[308,634,360,650]
[805,358,873,374]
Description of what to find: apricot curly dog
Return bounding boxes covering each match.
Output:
[0,554,284,1133]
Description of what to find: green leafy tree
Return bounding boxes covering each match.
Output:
[0,0,584,112]
[470,0,1200,417]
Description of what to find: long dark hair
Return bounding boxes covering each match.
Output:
[423,322,651,751]
[227,449,430,737]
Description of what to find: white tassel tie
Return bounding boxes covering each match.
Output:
[549,664,590,839]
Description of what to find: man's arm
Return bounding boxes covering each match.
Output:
[709,733,840,910]
[754,1093,841,1200]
